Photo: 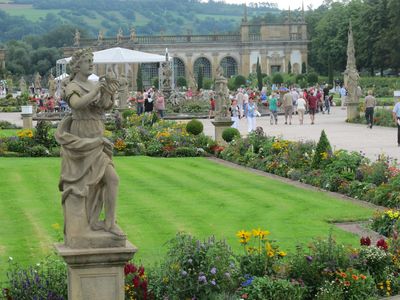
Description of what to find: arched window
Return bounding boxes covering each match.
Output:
[220,56,238,78]
[193,57,212,80]
[173,57,185,81]
[141,62,159,88]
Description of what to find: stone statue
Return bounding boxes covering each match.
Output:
[73,29,80,47]
[55,48,124,248]
[117,73,129,108]
[116,28,123,43]
[130,27,136,41]
[344,20,361,120]
[19,76,26,93]
[188,70,197,91]
[97,30,104,45]
[34,72,42,93]
[48,74,56,97]
[214,66,230,121]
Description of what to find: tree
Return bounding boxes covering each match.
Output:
[136,64,143,92]
[312,130,331,169]
[234,75,246,89]
[256,57,263,91]
[387,0,400,73]
[301,62,307,74]
[197,66,203,91]
[288,61,292,74]
[272,73,283,84]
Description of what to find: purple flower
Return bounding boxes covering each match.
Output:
[198,275,207,284]
[181,270,188,276]
[306,255,313,263]
[210,267,217,274]
[211,279,216,286]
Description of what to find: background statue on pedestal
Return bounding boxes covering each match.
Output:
[73,29,80,47]
[118,73,129,108]
[55,48,124,248]
[48,73,56,97]
[97,30,104,45]
[214,66,230,121]
[130,27,136,42]
[19,76,26,93]
[34,72,42,93]
[116,28,123,43]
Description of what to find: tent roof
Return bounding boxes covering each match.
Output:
[56,47,168,65]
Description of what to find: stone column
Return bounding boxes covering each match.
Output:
[21,105,33,129]
[212,52,219,79]
[240,49,250,77]
[260,49,268,75]
[56,242,137,300]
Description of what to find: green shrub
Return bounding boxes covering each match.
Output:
[272,73,284,84]
[176,76,187,87]
[307,72,319,85]
[122,109,136,119]
[222,127,240,143]
[239,276,306,300]
[3,256,67,299]
[34,120,56,149]
[234,75,247,89]
[186,119,203,135]
[27,145,50,157]
[203,78,213,90]
[312,130,331,169]
[0,120,18,129]
[175,146,197,157]
[148,233,239,300]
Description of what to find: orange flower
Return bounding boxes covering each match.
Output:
[339,272,347,278]
[343,281,351,287]
[360,274,367,280]
[352,274,359,280]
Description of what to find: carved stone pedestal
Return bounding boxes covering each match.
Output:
[346,101,360,121]
[21,113,33,129]
[55,242,137,300]
[212,120,234,145]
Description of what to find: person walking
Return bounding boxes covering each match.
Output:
[246,97,258,132]
[155,91,165,119]
[307,92,318,125]
[297,96,307,125]
[136,91,144,115]
[269,92,279,125]
[282,90,293,125]
[393,99,400,146]
[323,84,331,114]
[339,85,347,109]
[230,99,240,129]
[364,90,376,129]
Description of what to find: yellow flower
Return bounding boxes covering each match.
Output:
[114,138,126,151]
[278,251,287,257]
[252,228,270,239]
[236,230,251,244]
[321,152,328,160]
[51,223,60,230]
[267,251,274,257]
[17,129,33,139]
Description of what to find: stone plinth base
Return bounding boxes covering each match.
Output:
[55,241,137,300]
[346,102,360,121]
[21,113,33,129]
[212,120,234,145]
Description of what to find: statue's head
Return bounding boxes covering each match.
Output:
[69,48,93,78]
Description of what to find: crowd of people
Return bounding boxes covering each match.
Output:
[128,87,166,119]
[221,84,338,132]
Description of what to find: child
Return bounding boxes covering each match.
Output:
[230,99,240,129]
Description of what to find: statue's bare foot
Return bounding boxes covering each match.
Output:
[106,224,125,237]
[90,221,105,231]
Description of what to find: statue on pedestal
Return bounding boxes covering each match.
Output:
[130,27,136,42]
[97,30,104,45]
[34,72,42,93]
[48,73,56,97]
[116,28,123,43]
[55,48,124,249]
[73,29,80,47]
[214,66,230,121]
[344,21,362,120]
[19,76,26,93]
[118,73,129,108]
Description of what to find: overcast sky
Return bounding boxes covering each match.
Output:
[216,0,325,10]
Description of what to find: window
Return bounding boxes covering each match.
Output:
[193,57,212,80]
[173,57,185,81]
[141,63,159,88]
[220,56,238,78]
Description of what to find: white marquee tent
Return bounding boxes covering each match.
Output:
[56,47,168,65]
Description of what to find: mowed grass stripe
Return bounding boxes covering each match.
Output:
[0,157,374,273]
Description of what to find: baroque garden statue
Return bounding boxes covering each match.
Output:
[214,66,230,121]
[55,48,125,248]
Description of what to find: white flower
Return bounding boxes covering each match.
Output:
[8,256,13,261]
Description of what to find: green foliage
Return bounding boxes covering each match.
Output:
[312,130,331,169]
[121,109,136,119]
[288,60,292,74]
[222,127,240,143]
[307,72,319,85]
[301,62,307,74]
[256,57,263,91]
[239,276,306,300]
[272,73,283,84]
[152,77,159,89]
[27,144,50,157]
[148,233,239,300]
[34,120,56,150]
[186,119,203,135]
[0,120,18,129]
[176,76,187,88]
[3,256,67,299]
[197,67,203,91]
[234,75,246,89]
[203,78,213,90]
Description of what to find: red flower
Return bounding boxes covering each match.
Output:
[124,263,137,275]
[241,293,249,299]
[360,236,371,246]
[138,266,145,276]
[132,275,140,288]
[376,238,388,251]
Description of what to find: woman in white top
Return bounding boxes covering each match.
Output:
[296,97,307,125]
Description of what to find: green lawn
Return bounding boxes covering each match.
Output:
[0,4,61,21]
[0,129,19,137]
[0,156,374,276]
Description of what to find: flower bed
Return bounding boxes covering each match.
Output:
[3,231,400,299]
[218,130,400,209]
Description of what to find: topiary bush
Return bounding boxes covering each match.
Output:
[186,119,203,135]
[312,130,331,169]
[272,73,284,84]
[222,127,240,143]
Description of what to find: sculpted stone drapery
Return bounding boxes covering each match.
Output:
[214,66,230,121]
[55,48,125,248]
